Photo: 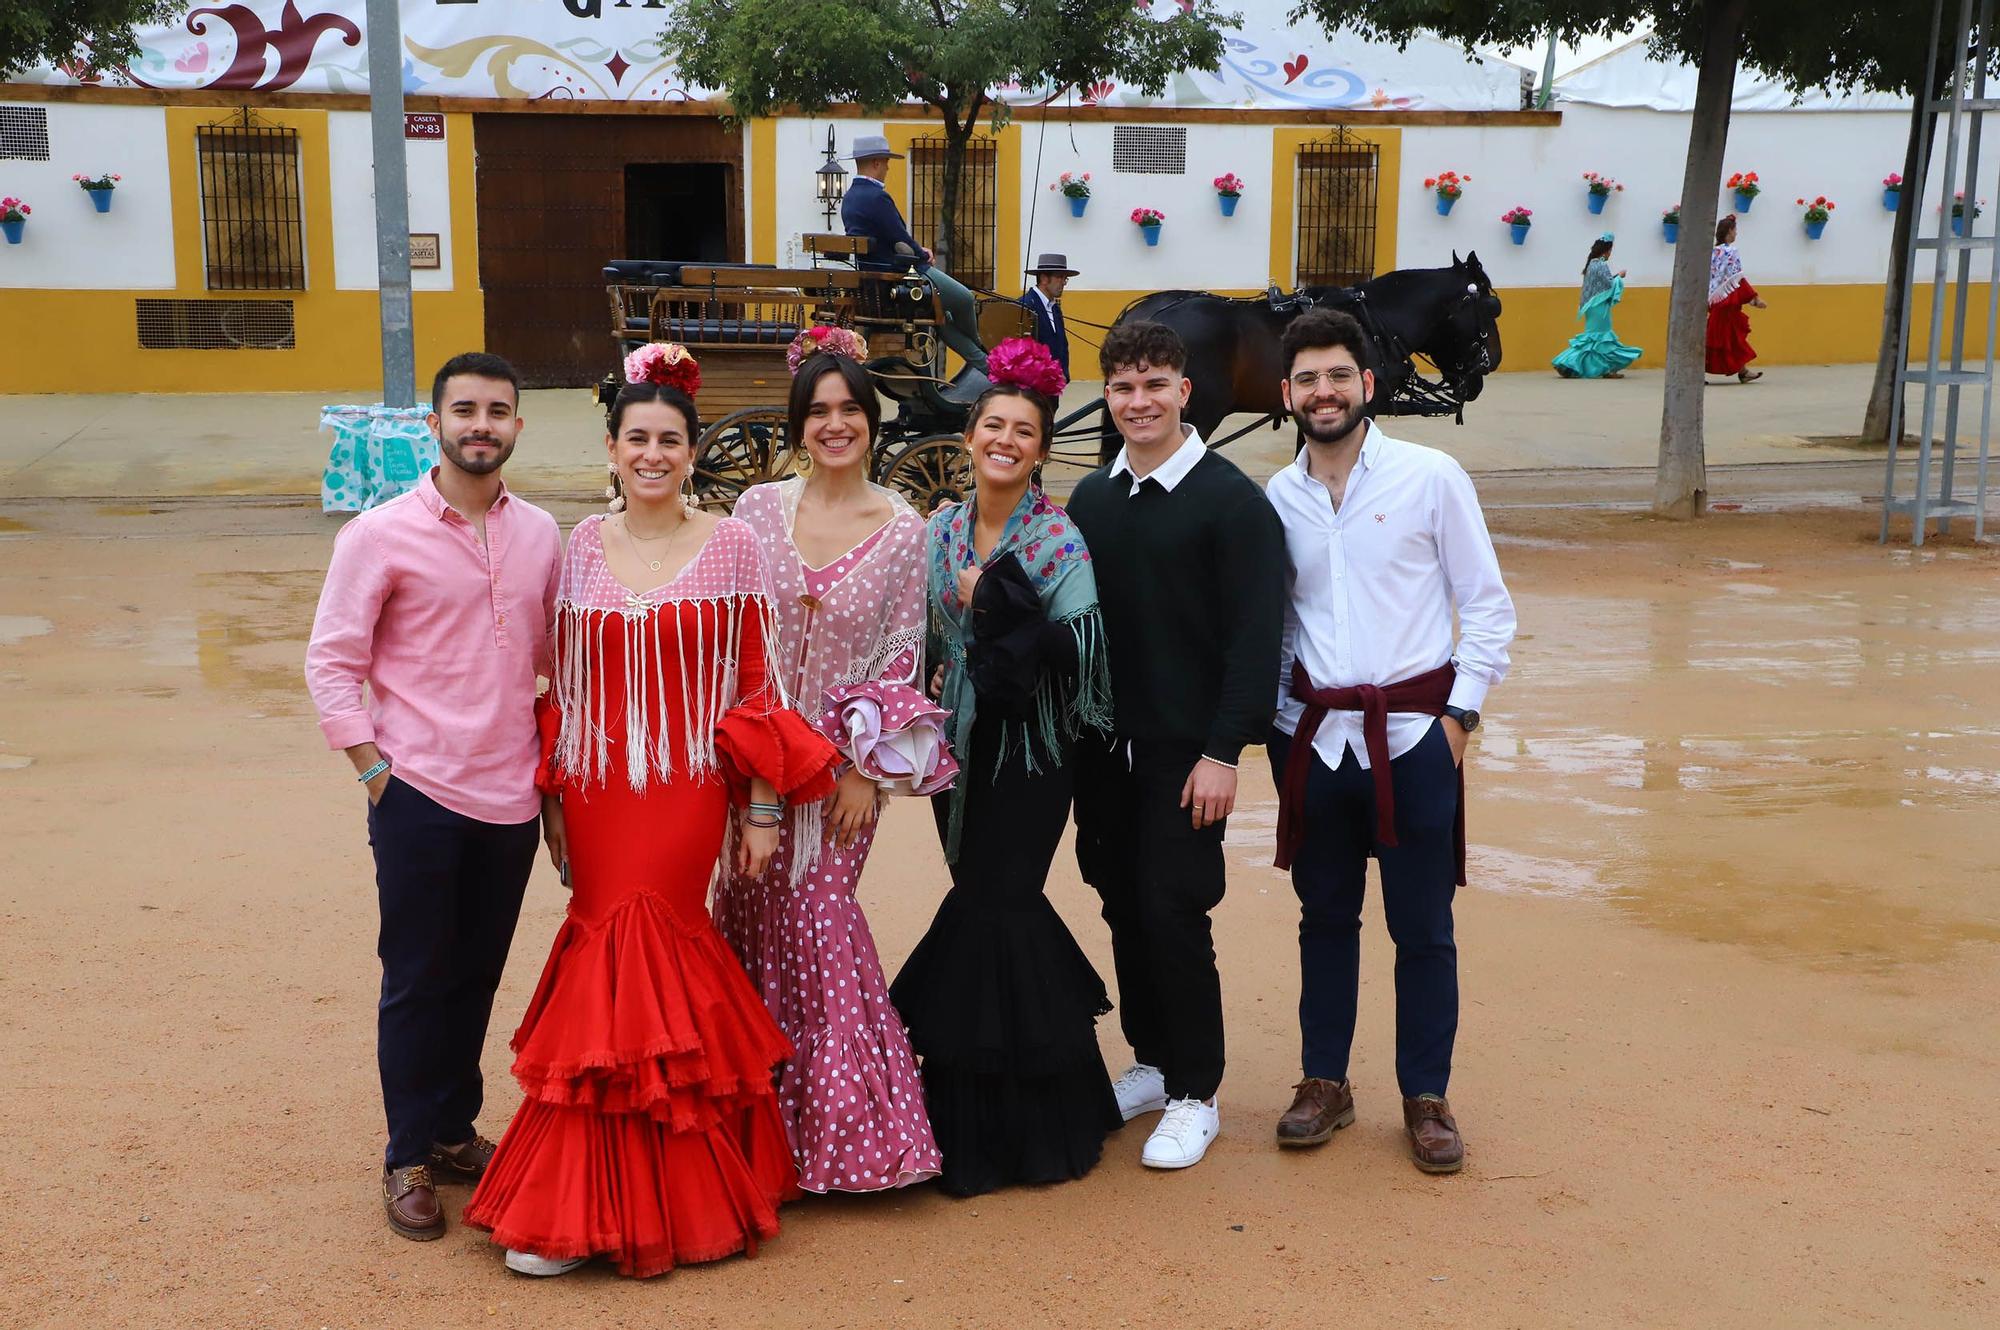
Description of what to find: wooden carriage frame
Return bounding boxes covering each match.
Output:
[600,234,1021,512]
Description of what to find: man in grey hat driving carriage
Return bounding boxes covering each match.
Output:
[1018,253,1077,379]
[841,134,988,373]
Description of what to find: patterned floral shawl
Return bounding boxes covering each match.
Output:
[1578,257,1618,315]
[1709,244,1745,306]
[927,482,1112,861]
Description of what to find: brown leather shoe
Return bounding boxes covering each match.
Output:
[1275,1077,1355,1147]
[429,1134,498,1184]
[382,1164,445,1240]
[1402,1095,1464,1174]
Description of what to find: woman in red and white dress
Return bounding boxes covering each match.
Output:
[464,356,839,1279]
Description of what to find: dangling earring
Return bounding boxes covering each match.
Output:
[681,468,699,516]
[605,463,626,514]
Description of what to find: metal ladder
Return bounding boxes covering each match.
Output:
[1884,0,1997,546]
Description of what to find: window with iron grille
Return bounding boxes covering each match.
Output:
[1112,126,1187,175]
[196,119,306,290]
[1294,130,1379,289]
[0,107,51,160]
[909,137,998,291]
[136,298,298,350]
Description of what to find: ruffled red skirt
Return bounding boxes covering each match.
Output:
[465,709,836,1277]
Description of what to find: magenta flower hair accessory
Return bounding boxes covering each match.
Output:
[622,341,703,397]
[785,324,870,376]
[985,336,1067,398]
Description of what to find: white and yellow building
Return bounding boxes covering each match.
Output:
[0,3,1927,394]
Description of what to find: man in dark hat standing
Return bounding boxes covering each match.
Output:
[1018,253,1077,379]
[841,133,987,372]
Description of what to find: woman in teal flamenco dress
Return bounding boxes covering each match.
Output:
[1553,234,1643,380]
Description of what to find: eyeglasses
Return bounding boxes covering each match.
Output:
[1290,368,1363,391]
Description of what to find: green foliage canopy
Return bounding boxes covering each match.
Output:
[1,1,185,80]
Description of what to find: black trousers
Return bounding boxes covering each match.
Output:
[1074,738,1227,1101]
[365,777,537,1168]
[1265,723,1460,1098]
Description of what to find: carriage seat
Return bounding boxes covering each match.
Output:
[604,260,685,286]
[654,317,803,346]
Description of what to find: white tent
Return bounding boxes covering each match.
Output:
[1554,36,1911,113]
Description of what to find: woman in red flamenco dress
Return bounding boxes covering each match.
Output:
[1706,214,1767,383]
[464,375,838,1278]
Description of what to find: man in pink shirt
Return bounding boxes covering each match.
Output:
[306,352,563,1242]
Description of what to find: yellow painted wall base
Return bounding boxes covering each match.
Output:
[1508,282,1986,370]
[1,290,485,394]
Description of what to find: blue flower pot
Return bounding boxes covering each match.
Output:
[1953,214,1967,237]
[1068,195,1087,218]
[1435,194,1456,216]
[0,219,21,245]
[88,190,112,213]
[1219,193,1239,217]
[1804,218,1827,240]
[1587,191,1608,214]
[1509,221,1529,246]
[1141,224,1161,247]
[1733,190,1755,213]
[1662,220,1680,243]
[1882,187,1900,212]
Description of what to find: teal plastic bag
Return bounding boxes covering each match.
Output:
[320,405,437,513]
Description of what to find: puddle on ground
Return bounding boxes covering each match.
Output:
[0,615,54,647]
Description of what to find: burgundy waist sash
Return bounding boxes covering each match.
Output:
[1273,659,1466,885]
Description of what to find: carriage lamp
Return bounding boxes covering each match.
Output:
[816,126,848,229]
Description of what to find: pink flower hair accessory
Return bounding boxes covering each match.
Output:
[786,324,869,375]
[622,341,702,397]
[985,337,1067,398]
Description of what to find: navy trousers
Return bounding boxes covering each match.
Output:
[1074,738,1228,1102]
[365,777,537,1168]
[1265,722,1460,1098]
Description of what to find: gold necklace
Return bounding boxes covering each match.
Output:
[620,511,688,573]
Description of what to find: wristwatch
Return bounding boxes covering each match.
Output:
[1443,705,1480,733]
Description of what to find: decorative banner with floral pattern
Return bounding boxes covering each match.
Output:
[10,0,1522,110]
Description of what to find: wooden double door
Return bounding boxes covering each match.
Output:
[473,113,745,387]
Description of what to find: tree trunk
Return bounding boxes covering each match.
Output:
[935,97,975,276]
[1654,0,1749,520]
[1861,43,1947,445]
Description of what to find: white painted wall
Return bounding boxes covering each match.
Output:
[327,111,455,290]
[1398,107,1933,289]
[1015,122,1276,293]
[0,102,175,289]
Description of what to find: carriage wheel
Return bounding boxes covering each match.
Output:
[692,408,797,512]
[877,433,973,514]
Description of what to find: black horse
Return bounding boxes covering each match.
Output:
[1101,252,1503,460]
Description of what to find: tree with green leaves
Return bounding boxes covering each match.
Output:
[1,1,184,79]
[662,0,1237,277]
[1294,0,1935,518]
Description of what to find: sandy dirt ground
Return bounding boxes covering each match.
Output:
[2,470,1998,1329]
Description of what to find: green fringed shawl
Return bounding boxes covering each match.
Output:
[927,484,1113,863]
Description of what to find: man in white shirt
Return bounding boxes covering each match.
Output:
[1262,309,1515,1175]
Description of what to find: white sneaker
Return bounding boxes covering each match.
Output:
[505,1249,587,1277]
[1111,1062,1168,1121]
[1141,1096,1220,1169]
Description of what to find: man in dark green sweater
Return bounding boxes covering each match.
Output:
[1067,320,1286,1171]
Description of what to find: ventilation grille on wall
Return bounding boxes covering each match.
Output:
[0,107,51,161]
[136,299,298,350]
[1111,125,1188,174]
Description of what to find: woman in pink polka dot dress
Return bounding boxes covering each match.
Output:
[714,351,956,1193]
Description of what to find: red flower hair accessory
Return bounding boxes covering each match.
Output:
[985,336,1067,398]
[623,341,702,397]
[786,325,870,375]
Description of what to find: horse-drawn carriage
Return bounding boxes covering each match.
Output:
[598,234,1033,512]
[596,239,1503,511]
